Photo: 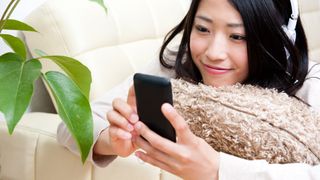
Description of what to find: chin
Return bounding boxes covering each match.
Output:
[203,79,235,87]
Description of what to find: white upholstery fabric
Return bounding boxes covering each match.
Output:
[299,0,320,61]
[0,113,173,180]
[1,0,320,179]
[1,0,188,179]
[23,0,189,100]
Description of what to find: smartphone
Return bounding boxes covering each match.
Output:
[133,73,176,142]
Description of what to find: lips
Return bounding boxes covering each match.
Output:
[203,64,231,75]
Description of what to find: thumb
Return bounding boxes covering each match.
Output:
[161,103,195,144]
[127,85,137,112]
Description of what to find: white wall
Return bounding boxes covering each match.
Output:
[0,0,47,54]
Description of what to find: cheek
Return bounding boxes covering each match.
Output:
[233,45,249,79]
[190,34,205,60]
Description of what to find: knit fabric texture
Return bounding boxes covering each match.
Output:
[171,79,320,165]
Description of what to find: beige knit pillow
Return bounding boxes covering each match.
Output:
[171,79,320,165]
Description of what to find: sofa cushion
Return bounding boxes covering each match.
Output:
[172,79,320,165]
[0,113,180,180]
[23,0,190,101]
[299,0,320,62]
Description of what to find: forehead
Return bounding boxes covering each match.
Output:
[196,0,243,23]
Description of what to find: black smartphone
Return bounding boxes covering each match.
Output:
[133,73,176,142]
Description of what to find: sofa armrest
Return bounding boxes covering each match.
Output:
[0,113,179,180]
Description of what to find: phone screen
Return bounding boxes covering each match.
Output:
[133,73,176,142]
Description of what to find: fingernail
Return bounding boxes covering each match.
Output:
[127,124,134,131]
[135,152,145,164]
[134,122,142,130]
[162,103,172,111]
[135,151,141,158]
[130,114,139,123]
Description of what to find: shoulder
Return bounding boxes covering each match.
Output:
[140,56,176,78]
[295,61,320,111]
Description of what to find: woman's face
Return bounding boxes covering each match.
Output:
[190,0,248,87]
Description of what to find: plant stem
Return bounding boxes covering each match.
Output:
[0,0,15,22]
[6,0,20,20]
[0,0,15,31]
[0,0,20,33]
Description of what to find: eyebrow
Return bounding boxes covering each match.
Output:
[195,15,244,28]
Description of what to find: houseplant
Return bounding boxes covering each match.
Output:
[0,0,107,163]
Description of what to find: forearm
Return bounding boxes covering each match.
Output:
[56,80,130,166]
[91,127,118,167]
[56,116,117,167]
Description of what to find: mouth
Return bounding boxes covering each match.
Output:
[203,64,232,75]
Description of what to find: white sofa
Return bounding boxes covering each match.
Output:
[0,0,320,179]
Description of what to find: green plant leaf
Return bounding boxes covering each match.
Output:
[0,34,27,59]
[89,0,107,14]
[43,71,93,163]
[0,19,37,32]
[38,56,91,99]
[0,53,41,134]
[34,49,48,57]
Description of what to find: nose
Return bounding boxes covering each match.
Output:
[205,33,228,61]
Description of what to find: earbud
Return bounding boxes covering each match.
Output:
[282,0,299,85]
[282,0,299,43]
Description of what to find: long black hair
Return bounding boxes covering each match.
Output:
[159,0,309,95]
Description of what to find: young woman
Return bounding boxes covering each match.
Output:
[58,0,320,179]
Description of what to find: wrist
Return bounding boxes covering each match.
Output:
[93,127,115,155]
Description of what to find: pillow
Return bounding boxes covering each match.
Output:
[171,79,320,165]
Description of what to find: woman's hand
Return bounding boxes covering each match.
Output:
[133,103,220,180]
[94,86,139,157]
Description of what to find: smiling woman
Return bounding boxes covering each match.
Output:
[2,0,319,179]
[190,0,248,87]
[70,0,320,179]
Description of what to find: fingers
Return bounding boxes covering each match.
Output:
[161,103,195,144]
[133,136,177,166]
[134,121,178,156]
[112,98,139,124]
[107,110,134,132]
[135,150,174,175]
[109,126,132,140]
[106,97,139,140]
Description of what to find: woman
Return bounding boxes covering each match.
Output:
[58,0,320,179]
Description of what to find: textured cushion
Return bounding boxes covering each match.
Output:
[171,79,320,165]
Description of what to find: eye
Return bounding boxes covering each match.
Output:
[195,25,210,33]
[230,34,246,41]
